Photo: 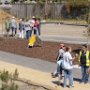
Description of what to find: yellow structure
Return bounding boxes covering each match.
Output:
[28,35,36,47]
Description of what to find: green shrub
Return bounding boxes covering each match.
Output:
[13,69,19,80]
[0,69,19,90]
[0,70,10,83]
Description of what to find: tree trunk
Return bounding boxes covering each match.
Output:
[45,0,48,19]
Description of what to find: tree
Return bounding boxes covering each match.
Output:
[65,0,90,7]
[11,0,19,3]
[45,0,48,19]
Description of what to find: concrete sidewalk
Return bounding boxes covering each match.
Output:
[0,60,90,90]
[0,51,90,90]
[0,51,57,73]
[41,35,90,44]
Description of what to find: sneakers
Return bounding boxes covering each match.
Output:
[63,85,74,88]
[69,85,74,88]
[58,75,62,80]
[51,73,58,78]
[84,81,88,84]
[80,80,88,84]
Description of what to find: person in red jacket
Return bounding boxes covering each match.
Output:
[33,18,39,36]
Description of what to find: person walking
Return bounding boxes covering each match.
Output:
[10,16,17,37]
[30,16,35,31]
[4,17,10,37]
[33,18,39,36]
[78,44,90,84]
[63,47,75,88]
[18,19,25,39]
[24,19,32,39]
[37,18,41,36]
[51,44,65,80]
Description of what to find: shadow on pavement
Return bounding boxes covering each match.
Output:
[52,81,63,87]
[73,78,81,82]
[52,77,81,87]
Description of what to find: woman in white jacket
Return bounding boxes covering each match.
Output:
[63,47,75,88]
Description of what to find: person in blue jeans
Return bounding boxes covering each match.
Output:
[24,19,32,39]
[63,47,75,88]
[81,66,89,83]
[64,69,73,88]
[51,44,65,80]
[78,44,90,84]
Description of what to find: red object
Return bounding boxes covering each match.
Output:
[34,20,38,27]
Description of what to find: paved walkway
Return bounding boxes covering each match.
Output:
[0,51,90,90]
[41,35,90,44]
[40,24,90,44]
[0,24,88,44]
[41,24,86,37]
[0,51,56,73]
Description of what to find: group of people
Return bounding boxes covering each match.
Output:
[52,44,90,88]
[4,16,41,39]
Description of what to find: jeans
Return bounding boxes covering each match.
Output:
[57,60,63,75]
[81,66,89,83]
[19,30,24,39]
[37,25,41,36]
[11,27,17,36]
[63,69,73,87]
[57,64,63,75]
[34,27,38,36]
[26,30,32,39]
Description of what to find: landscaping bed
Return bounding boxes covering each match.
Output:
[0,37,89,63]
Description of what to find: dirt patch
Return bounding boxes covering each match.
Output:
[0,37,89,63]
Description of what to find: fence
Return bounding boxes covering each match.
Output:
[10,3,64,19]
[0,3,89,20]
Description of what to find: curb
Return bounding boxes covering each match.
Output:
[17,78,59,90]
[42,21,87,27]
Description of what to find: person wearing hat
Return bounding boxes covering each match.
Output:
[33,18,39,35]
[51,44,65,80]
[10,16,17,37]
[31,16,35,29]
[31,16,39,35]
